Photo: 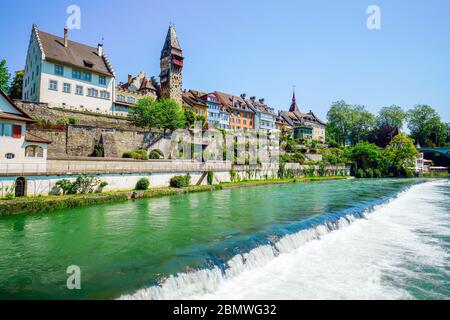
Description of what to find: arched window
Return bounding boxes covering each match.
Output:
[25,145,44,158]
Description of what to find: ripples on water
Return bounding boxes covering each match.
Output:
[121,180,450,300]
[0,179,448,300]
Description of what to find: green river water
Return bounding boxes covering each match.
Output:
[0,178,448,300]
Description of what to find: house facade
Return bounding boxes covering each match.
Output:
[280,91,326,142]
[182,90,207,117]
[245,96,277,132]
[214,92,255,131]
[22,25,116,114]
[0,90,50,185]
[206,92,228,129]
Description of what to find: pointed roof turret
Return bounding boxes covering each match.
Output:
[289,88,300,112]
[161,24,183,59]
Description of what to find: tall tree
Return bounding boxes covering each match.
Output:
[154,99,185,133]
[384,133,419,177]
[0,59,10,93]
[128,97,157,130]
[327,100,353,146]
[9,70,24,100]
[377,105,406,129]
[348,105,377,145]
[407,105,446,147]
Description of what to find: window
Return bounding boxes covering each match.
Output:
[72,70,82,79]
[49,80,58,91]
[127,97,136,104]
[13,125,22,138]
[25,145,44,158]
[87,88,98,97]
[100,90,110,100]
[99,76,107,85]
[82,72,92,82]
[117,95,125,102]
[54,65,64,76]
[5,153,15,160]
[63,83,71,93]
[75,85,83,95]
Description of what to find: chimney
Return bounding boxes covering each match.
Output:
[259,98,265,104]
[64,28,68,47]
[240,93,246,99]
[97,43,103,57]
[128,75,133,84]
[250,96,256,102]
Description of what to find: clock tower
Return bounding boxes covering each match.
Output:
[160,24,184,105]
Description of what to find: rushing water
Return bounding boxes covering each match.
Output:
[0,179,448,300]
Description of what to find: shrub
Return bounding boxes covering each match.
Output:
[123,150,149,160]
[55,179,76,195]
[73,175,101,194]
[123,152,133,158]
[99,181,108,188]
[135,178,150,190]
[207,171,214,185]
[68,117,78,125]
[170,174,191,188]
[92,142,104,157]
[149,150,163,159]
[356,169,365,178]
[365,168,374,178]
[373,169,382,178]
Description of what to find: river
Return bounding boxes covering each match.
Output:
[0,179,448,300]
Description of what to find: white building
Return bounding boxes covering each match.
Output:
[22,25,116,114]
[0,90,50,196]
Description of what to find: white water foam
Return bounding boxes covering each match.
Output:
[120,180,449,300]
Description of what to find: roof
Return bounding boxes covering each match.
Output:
[161,25,183,59]
[0,90,35,123]
[289,91,300,112]
[182,90,207,108]
[25,132,51,144]
[35,26,114,76]
[281,110,326,127]
[214,91,254,113]
[118,71,157,93]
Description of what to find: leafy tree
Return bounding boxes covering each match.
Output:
[327,101,376,146]
[327,100,353,146]
[154,99,185,133]
[0,59,10,93]
[377,105,406,129]
[135,178,150,190]
[128,97,157,130]
[384,133,419,177]
[184,108,196,128]
[407,105,446,147]
[348,142,384,173]
[9,70,24,99]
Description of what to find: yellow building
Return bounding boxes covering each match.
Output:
[182,90,207,117]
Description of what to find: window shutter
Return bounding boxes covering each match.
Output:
[13,125,22,139]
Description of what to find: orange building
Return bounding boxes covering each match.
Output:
[214,91,255,131]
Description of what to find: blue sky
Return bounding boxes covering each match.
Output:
[0,0,449,122]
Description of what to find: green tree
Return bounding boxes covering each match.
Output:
[8,70,24,100]
[384,133,419,177]
[348,142,385,173]
[0,59,10,93]
[377,105,406,129]
[348,105,377,145]
[128,97,157,130]
[154,98,185,133]
[407,105,446,147]
[327,100,352,146]
[184,108,196,128]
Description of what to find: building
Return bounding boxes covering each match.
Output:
[114,71,159,116]
[182,90,207,117]
[244,95,277,132]
[275,114,293,133]
[205,92,228,129]
[214,92,255,131]
[160,24,184,105]
[0,90,50,192]
[280,91,326,142]
[22,25,116,114]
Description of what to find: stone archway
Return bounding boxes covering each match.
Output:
[15,177,27,197]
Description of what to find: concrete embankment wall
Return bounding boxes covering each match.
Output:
[0,163,349,197]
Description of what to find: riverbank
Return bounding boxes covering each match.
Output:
[0,176,351,216]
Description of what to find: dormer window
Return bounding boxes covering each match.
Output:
[83,60,94,68]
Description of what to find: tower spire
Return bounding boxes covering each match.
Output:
[289,86,300,112]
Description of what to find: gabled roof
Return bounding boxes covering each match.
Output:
[0,90,35,123]
[214,91,254,113]
[25,132,51,144]
[34,25,115,76]
[182,90,207,108]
